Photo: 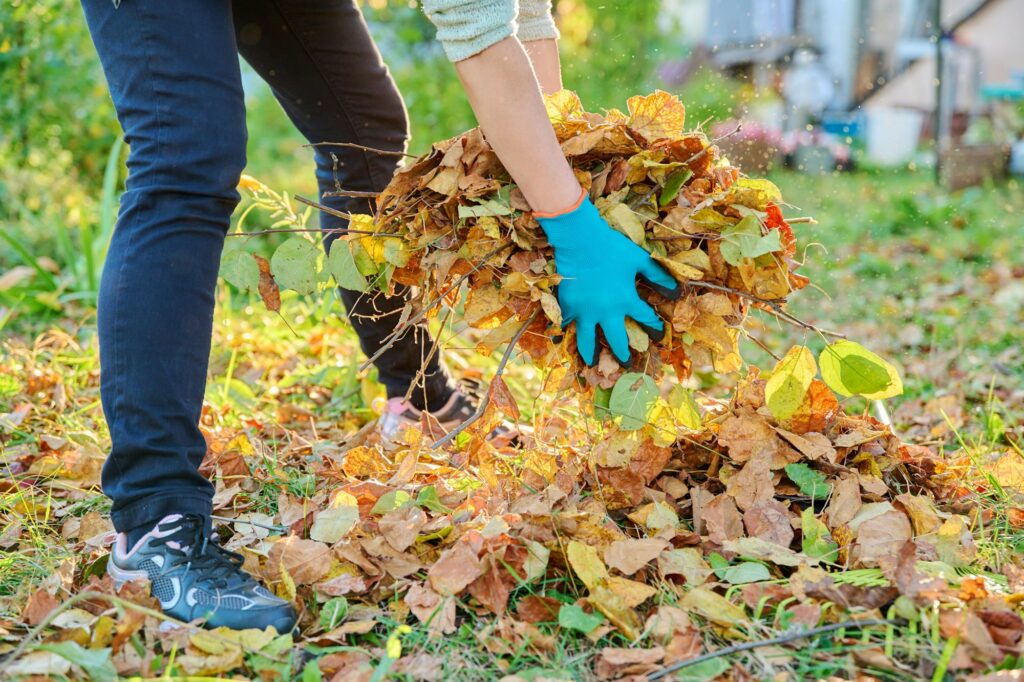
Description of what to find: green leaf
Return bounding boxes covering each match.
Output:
[372,490,413,514]
[37,642,116,682]
[415,486,452,514]
[674,658,731,682]
[302,660,324,682]
[765,346,817,421]
[458,197,513,218]
[382,238,411,267]
[784,463,831,501]
[668,384,702,430]
[659,168,693,207]
[320,597,349,630]
[801,508,839,561]
[351,239,379,277]
[593,385,613,420]
[328,239,368,293]
[221,246,260,292]
[708,553,771,584]
[271,237,320,295]
[719,215,783,265]
[558,603,605,633]
[819,340,903,400]
[608,372,659,431]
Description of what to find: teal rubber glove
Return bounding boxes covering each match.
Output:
[535,192,681,365]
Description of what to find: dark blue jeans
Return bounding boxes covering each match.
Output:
[81,0,454,535]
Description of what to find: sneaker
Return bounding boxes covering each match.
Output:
[107,514,297,632]
[377,389,519,446]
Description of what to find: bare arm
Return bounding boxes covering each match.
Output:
[455,37,578,214]
[523,39,562,95]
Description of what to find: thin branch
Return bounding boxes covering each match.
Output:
[432,309,538,449]
[226,226,401,238]
[0,591,288,673]
[357,242,515,372]
[745,331,783,362]
[304,141,416,158]
[323,189,381,199]
[294,194,353,220]
[647,619,898,680]
[686,280,846,339]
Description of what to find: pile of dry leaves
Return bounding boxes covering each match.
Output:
[6,91,1024,681]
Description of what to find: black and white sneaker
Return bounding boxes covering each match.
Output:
[107,514,297,632]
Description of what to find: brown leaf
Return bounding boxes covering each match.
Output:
[254,255,280,312]
[604,538,669,576]
[266,536,331,585]
[379,505,427,552]
[743,500,795,547]
[488,375,520,420]
[405,582,456,635]
[467,553,513,615]
[515,595,562,624]
[851,510,913,568]
[703,494,744,545]
[825,475,862,529]
[22,588,59,626]
[716,409,780,464]
[428,540,484,596]
[725,455,775,511]
[775,428,836,462]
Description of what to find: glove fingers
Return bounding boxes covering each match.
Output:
[575,317,598,367]
[627,298,666,342]
[600,318,632,366]
[637,258,682,300]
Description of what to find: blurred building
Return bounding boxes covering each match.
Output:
[663,0,1024,118]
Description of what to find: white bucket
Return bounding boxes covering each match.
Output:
[865,108,925,166]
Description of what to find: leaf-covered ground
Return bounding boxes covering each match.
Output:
[1,167,1023,681]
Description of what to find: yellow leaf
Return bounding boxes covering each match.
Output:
[680,587,747,627]
[544,89,584,122]
[602,202,646,245]
[566,540,608,590]
[627,90,686,140]
[606,577,658,607]
[588,586,641,640]
[765,346,818,421]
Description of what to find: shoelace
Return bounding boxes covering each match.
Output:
[151,515,256,591]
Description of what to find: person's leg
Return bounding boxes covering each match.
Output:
[81,0,247,537]
[232,0,456,411]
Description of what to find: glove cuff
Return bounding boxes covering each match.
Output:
[532,187,587,219]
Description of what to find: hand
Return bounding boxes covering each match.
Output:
[536,192,680,365]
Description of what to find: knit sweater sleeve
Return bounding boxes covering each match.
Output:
[517,0,559,42]
[421,0,517,62]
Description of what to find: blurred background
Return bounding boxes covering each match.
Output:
[1,0,1022,432]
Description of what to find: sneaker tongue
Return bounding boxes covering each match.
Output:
[154,514,203,552]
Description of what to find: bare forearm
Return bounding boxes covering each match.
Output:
[523,39,562,95]
[455,37,579,214]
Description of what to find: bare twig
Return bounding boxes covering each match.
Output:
[686,280,846,339]
[647,619,897,680]
[0,591,289,673]
[226,226,401,238]
[432,309,538,449]
[304,140,416,158]
[323,189,381,199]
[357,242,515,372]
[294,194,353,221]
